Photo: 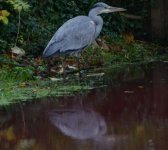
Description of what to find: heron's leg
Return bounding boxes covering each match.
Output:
[62,55,67,78]
[76,56,80,71]
[75,52,83,79]
[75,53,82,72]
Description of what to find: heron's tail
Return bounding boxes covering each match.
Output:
[42,42,61,58]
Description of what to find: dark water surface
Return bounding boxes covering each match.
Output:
[0,62,168,150]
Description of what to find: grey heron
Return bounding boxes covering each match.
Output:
[42,2,126,71]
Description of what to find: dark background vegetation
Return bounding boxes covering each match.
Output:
[0,0,152,56]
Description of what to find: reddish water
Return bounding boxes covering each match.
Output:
[0,62,168,150]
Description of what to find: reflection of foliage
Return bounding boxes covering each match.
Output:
[103,64,137,86]
[0,126,16,143]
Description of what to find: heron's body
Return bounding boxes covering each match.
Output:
[42,2,126,58]
[43,16,98,57]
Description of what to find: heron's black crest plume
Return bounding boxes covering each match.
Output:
[92,2,109,9]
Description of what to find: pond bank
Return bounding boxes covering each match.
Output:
[0,61,167,106]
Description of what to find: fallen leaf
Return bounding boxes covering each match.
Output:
[15,139,35,150]
[122,32,134,43]
[19,82,26,87]
[50,77,63,81]
[32,89,37,92]
[11,46,25,56]
[57,67,64,74]
[86,73,104,77]
[67,65,77,70]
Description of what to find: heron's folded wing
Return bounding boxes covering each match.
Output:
[43,16,96,57]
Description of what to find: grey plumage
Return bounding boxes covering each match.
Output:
[42,2,126,58]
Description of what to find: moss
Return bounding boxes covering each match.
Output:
[0,78,92,105]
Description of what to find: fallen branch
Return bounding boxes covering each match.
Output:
[120,13,143,20]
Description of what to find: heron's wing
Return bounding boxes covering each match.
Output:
[43,16,96,57]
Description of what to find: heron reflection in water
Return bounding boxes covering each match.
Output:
[47,108,107,140]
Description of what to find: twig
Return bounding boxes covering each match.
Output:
[120,12,143,20]
[15,10,21,47]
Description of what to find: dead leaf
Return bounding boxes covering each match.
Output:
[86,73,104,77]
[34,57,43,65]
[11,46,25,56]
[67,65,77,70]
[122,32,134,43]
[32,89,37,92]
[110,44,123,52]
[19,82,26,87]
[57,67,64,74]
[50,77,63,81]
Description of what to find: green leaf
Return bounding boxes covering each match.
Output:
[2,17,8,24]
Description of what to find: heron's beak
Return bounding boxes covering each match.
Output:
[102,7,126,13]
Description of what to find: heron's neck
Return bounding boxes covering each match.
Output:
[89,9,103,39]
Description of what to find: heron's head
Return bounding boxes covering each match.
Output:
[91,2,126,15]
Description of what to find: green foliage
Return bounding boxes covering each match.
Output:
[107,37,149,63]
[0,65,35,81]
[7,0,30,12]
[82,33,158,67]
[103,0,150,38]
[0,10,10,24]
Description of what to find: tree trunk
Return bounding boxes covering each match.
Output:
[151,0,168,42]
